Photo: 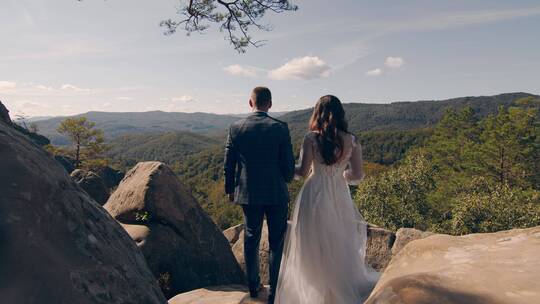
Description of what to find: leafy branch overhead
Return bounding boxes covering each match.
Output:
[160,0,298,52]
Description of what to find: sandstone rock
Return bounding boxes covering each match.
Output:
[223,223,244,246]
[168,285,268,304]
[227,223,395,284]
[365,226,540,304]
[55,154,76,173]
[71,169,110,205]
[104,161,244,298]
[0,100,11,124]
[95,165,125,189]
[392,228,434,255]
[231,222,271,285]
[12,123,51,146]
[0,110,166,303]
[0,101,49,145]
[366,225,396,271]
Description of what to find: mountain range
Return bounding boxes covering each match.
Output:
[34,111,240,145]
[34,92,538,145]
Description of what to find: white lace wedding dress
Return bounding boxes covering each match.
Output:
[275,131,379,304]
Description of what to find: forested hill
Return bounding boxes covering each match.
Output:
[282,92,538,139]
[34,110,239,145]
[107,132,221,166]
[34,92,537,145]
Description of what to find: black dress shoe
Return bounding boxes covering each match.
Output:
[249,284,262,298]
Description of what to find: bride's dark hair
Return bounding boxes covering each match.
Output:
[309,95,349,165]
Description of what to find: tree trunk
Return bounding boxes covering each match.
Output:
[499,147,505,184]
[75,137,81,169]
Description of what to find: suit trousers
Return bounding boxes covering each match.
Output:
[241,204,288,297]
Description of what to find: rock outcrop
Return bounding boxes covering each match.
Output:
[0,107,166,303]
[104,162,244,298]
[223,223,245,246]
[228,223,271,285]
[366,225,396,271]
[1,100,12,124]
[365,226,540,304]
[71,169,110,205]
[95,165,125,189]
[392,227,434,255]
[1,100,49,146]
[55,154,76,173]
[224,223,397,284]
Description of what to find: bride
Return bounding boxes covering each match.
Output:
[275,95,379,304]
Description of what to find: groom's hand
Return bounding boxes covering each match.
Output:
[227,193,235,202]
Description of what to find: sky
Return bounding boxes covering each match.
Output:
[1,0,539,117]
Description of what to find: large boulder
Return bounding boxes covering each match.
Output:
[223,223,245,246]
[1,101,49,146]
[392,228,434,255]
[104,162,244,298]
[55,154,76,173]
[366,225,396,271]
[0,100,12,124]
[95,165,125,189]
[225,223,396,284]
[366,226,540,304]
[228,223,271,285]
[71,169,110,205]
[0,109,166,303]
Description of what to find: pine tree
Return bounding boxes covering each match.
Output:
[57,117,106,169]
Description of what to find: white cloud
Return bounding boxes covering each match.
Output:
[385,57,404,69]
[172,95,195,103]
[6,100,53,117]
[366,68,382,76]
[1,82,95,96]
[35,84,54,91]
[61,84,91,92]
[268,56,331,80]
[0,81,17,92]
[223,64,258,77]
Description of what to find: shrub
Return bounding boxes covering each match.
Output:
[354,152,437,231]
[451,178,540,235]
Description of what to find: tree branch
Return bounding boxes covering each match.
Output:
[160,0,297,53]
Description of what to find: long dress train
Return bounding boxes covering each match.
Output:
[275,131,379,304]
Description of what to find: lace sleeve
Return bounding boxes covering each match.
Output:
[295,133,314,178]
[344,135,365,185]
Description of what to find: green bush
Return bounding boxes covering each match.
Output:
[451,178,540,235]
[354,152,437,231]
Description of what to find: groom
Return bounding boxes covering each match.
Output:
[224,87,295,304]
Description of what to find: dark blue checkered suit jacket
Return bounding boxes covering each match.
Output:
[224,111,295,205]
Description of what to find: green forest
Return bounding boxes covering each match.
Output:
[42,94,540,234]
[356,98,540,234]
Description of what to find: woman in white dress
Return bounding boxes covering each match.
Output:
[275,95,379,304]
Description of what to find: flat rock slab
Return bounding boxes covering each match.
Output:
[168,285,269,304]
[366,226,540,304]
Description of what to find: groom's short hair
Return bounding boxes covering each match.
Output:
[251,87,272,108]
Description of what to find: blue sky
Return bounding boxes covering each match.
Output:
[1,0,539,117]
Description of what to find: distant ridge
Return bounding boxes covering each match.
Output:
[34,111,240,145]
[34,92,538,145]
[281,92,539,139]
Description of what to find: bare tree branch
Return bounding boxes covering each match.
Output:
[160,0,298,53]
